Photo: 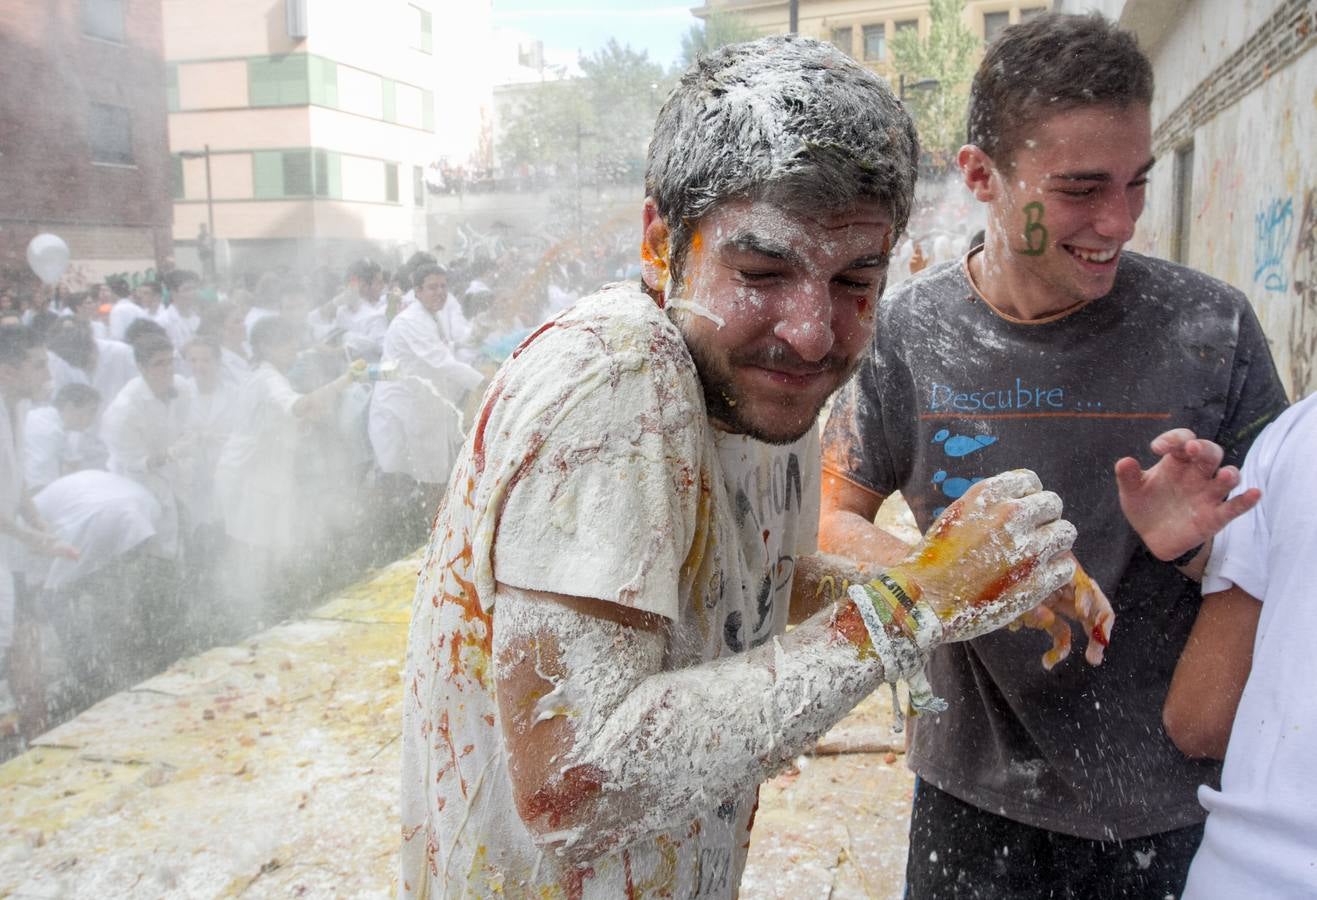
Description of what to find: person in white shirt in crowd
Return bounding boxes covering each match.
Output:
[199,301,252,389]
[244,272,282,342]
[333,259,387,361]
[24,383,101,493]
[19,284,52,328]
[213,316,353,637]
[101,332,195,564]
[134,280,163,319]
[393,251,437,314]
[33,467,164,703]
[45,318,137,420]
[180,336,234,534]
[88,283,113,340]
[1123,402,1317,899]
[155,269,202,353]
[0,325,77,739]
[107,277,149,341]
[369,263,483,495]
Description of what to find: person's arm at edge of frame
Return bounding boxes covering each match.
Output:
[493,471,1076,867]
[1161,584,1260,760]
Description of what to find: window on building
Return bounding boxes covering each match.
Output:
[385,163,400,203]
[308,56,338,107]
[171,155,184,200]
[282,149,313,196]
[382,80,397,124]
[413,165,424,206]
[253,149,329,198]
[895,19,918,35]
[1020,7,1048,23]
[89,102,133,165]
[1172,141,1195,264]
[862,24,886,61]
[984,11,1011,44]
[421,89,435,131]
[248,56,310,107]
[166,64,180,112]
[81,0,125,42]
[830,27,853,56]
[409,4,433,54]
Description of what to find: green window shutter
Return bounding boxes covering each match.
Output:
[382,79,397,123]
[328,152,342,198]
[171,155,184,199]
[166,63,180,111]
[308,55,338,107]
[413,165,424,206]
[248,56,309,107]
[253,150,284,198]
[282,149,313,196]
[420,9,433,53]
[385,163,399,203]
[421,89,434,131]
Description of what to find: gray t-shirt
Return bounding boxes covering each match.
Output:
[822,250,1288,841]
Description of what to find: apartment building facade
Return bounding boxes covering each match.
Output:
[693,0,1052,74]
[0,0,172,287]
[164,0,438,274]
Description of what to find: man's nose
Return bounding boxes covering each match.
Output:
[772,284,834,363]
[1095,191,1138,243]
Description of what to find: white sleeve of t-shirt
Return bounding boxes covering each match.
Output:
[490,329,705,622]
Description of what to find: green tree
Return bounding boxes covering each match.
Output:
[889,0,980,163]
[497,39,667,183]
[678,9,759,70]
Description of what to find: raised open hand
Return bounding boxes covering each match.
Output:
[1114,428,1258,562]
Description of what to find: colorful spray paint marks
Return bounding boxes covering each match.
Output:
[1289,188,1317,396]
[1021,202,1048,256]
[1254,197,1296,292]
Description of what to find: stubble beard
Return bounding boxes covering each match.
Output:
[674,312,856,446]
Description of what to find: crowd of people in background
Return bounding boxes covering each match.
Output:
[0,220,642,751]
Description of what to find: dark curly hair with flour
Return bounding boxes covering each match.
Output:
[645,34,919,290]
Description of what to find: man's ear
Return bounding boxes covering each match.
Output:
[958,144,999,203]
[640,198,671,296]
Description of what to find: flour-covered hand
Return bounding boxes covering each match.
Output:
[891,469,1077,645]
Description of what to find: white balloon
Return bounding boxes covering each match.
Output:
[26,233,70,286]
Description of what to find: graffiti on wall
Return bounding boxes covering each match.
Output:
[1290,188,1317,398]
[1254,197,1295,292]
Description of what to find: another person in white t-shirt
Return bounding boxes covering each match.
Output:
[24,382,101,492]
[1139,397,1317,899]
[107,277,149,341]
[212,316,352,636]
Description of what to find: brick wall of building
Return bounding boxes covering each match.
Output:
[0,0,172,285]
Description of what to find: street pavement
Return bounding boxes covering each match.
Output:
[0,553,916,898]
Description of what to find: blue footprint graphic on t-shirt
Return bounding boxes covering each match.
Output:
[933,470,983,500]
[933,429,997,458]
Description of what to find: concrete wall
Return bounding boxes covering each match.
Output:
[1111,0,1317,399]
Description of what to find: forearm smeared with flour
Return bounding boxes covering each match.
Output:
[494,469,1076,867]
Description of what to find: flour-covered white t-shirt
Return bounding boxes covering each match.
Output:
[1185,392,1317,898]
[399,284,819,898]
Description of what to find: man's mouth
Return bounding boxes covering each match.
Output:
[1063,244,1120,266]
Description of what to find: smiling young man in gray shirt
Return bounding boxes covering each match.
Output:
[821,13,1288,899]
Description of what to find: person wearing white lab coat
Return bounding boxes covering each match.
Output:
[369,264,483,487]
[212,316,352,634]
[100,334,195,561]
[24,383,101,493]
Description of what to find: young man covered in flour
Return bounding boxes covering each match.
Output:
[400,36,1081,898]
[819,13,1290,898]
